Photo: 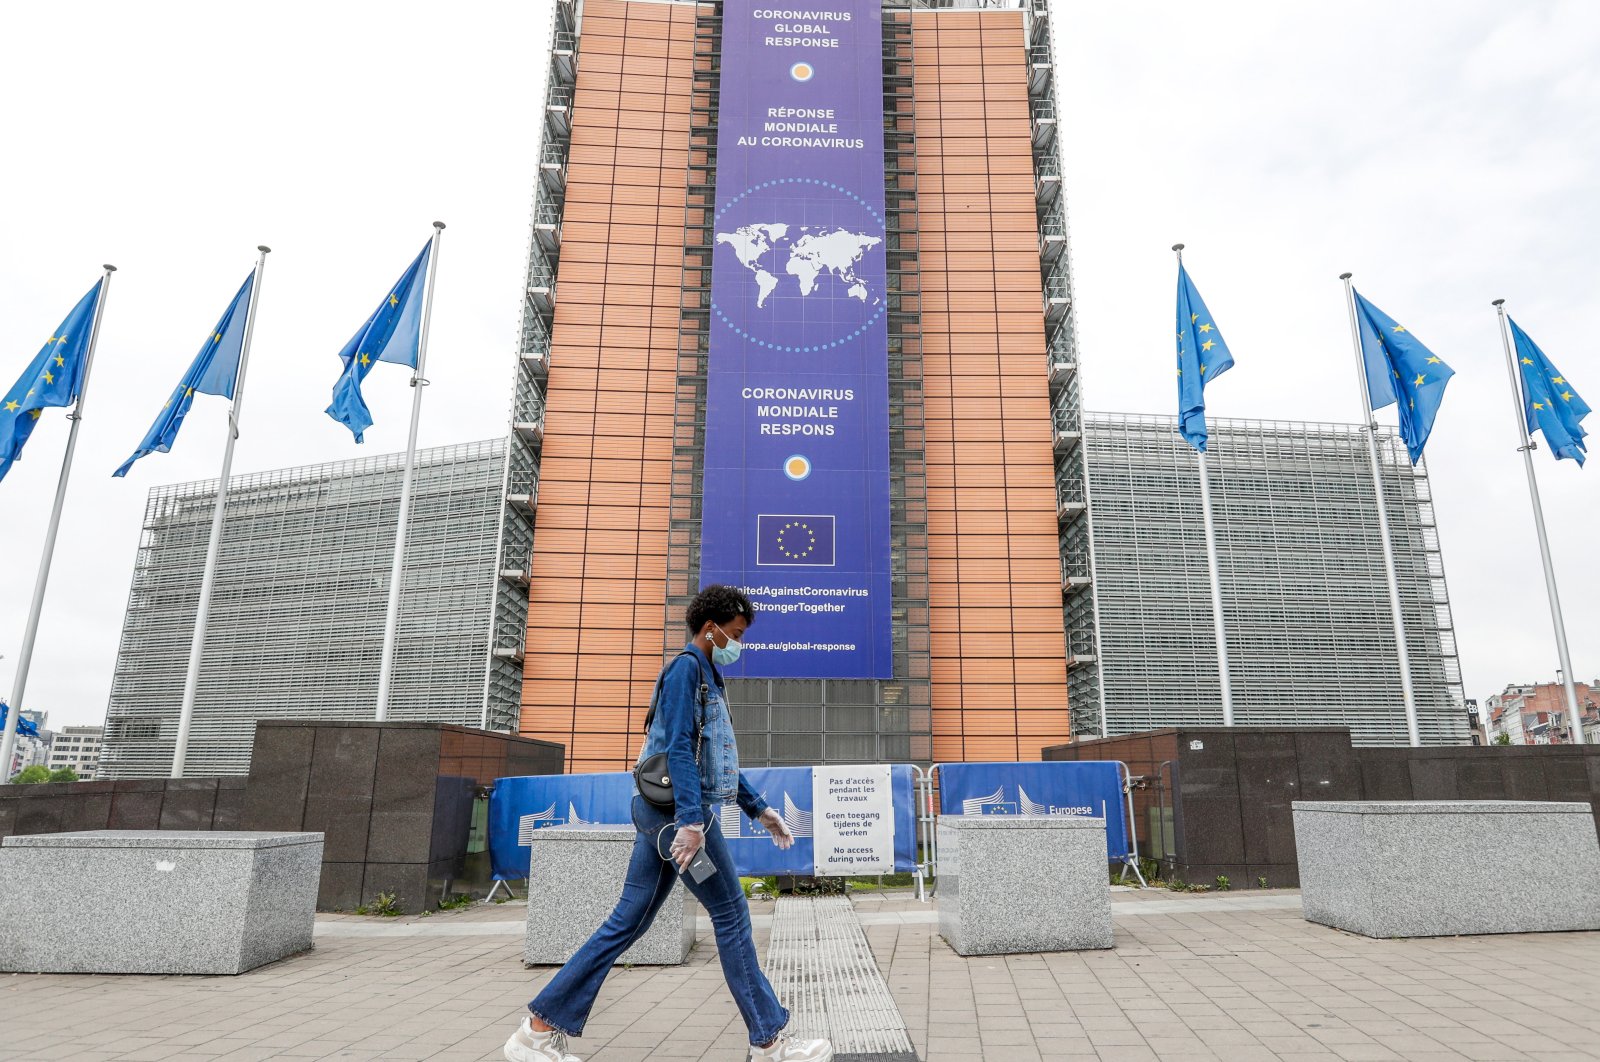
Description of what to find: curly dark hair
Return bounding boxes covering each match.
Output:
[686,584,756,634]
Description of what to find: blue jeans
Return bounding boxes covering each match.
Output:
[528,796,790,1047]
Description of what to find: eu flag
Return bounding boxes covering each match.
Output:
[1353,290,1455,464]
[1510,318,1588,466]
[326,241,432,443]
[113,273,253,478]
[1175,263,1235,451]
[756,515,836,567]
[0,702,40,739]
[0,280,104,485]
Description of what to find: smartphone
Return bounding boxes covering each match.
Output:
[684,846,717,884]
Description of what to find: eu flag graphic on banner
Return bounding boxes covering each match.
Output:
[1510,318,1588,466]
[1353,290,1455,464]
[114,273,253,478]
[1175,263,1234,452]
[326,240,431,443]
[756,515,837,567]
[698,0,892,678]
[0,279,103,485]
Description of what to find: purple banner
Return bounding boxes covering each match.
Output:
[700,2,891,679]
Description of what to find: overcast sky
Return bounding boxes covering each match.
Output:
[1,1,1594,731]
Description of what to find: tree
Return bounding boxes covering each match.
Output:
[1493,732,1512,746]
[47,767,78,783]
[8,765,51,784]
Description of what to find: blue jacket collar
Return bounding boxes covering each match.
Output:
[683,641,724,688]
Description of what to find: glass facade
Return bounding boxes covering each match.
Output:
[100,440,520,778]
[1079,413,1467,745]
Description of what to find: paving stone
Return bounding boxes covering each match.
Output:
[0,889,1597,1061]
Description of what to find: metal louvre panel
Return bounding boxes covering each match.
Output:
[1084,413,1467,746]
[100,440,507,778]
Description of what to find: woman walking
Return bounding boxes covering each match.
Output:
[504,585,834,1062]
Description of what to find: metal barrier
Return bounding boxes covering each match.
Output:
[483,761,1146,906]
[912,765,934,902]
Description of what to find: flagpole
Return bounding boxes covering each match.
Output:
[1340,273,1421,747]
[1,265,116,781]
[1492,300,1586,745]
[1175,244,1234,725]
[375,222,445,722]
[170,247,270,778]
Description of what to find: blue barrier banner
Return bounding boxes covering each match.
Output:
[699,0,893,679]
[488,772,635,880]
[489,764,918,880]
[721,765,918,877]
[936,761,1131,861]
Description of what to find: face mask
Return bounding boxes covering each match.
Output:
[711,623,742,666]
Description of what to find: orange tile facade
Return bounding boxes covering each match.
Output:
[520,2,1070,771]
[913,10,1070,762]
[520,0,695,775]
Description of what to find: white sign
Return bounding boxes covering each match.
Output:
[811,764,894,876]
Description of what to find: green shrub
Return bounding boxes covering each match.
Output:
[370,892,402,917]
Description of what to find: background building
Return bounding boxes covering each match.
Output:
[1486,680,1598,745]
[47,725,102,779]
[87,0,1477,779]
[1080,413,1467,746]
[100,440,522,777]
[1465,698,1485,745]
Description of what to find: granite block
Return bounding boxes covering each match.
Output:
[1236,731,1298,866]
[366,727,441,864]
[113,778,167,792]
[241,724,313,832]
[1501,752,1553,801]
[107,790,163,830]
[304,727,380,862]
[1175,732,1245,865]
[505,737,564,780]
[13,786,68,838]
[1293,801,1600,938]
[61,791,114,833]
[159,778,220,831]
[318,861,365,911]
[1456,758,1508,800]
[1406,753,1461,800]
[361,862,429,913]
[429,776,475,869]
[525,825,697,966]
[0,831,323,974]
[212,787,245,830]
[1355,748,1414,801]
[936,816,1113,956]
[1544,751,1591,803]
[1294,730,1362,802]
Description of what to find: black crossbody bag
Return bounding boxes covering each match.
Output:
[633,650,710,812]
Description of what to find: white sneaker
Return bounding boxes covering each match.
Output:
[504,1017,581,1062]
[750,1031,834,1062]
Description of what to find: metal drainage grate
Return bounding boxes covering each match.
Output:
[765,895,918,1062]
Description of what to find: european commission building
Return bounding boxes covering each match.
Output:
[100,0,1465,776]
[1079,414,1466,746]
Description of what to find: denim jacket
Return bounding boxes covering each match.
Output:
[636,643,770,829]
